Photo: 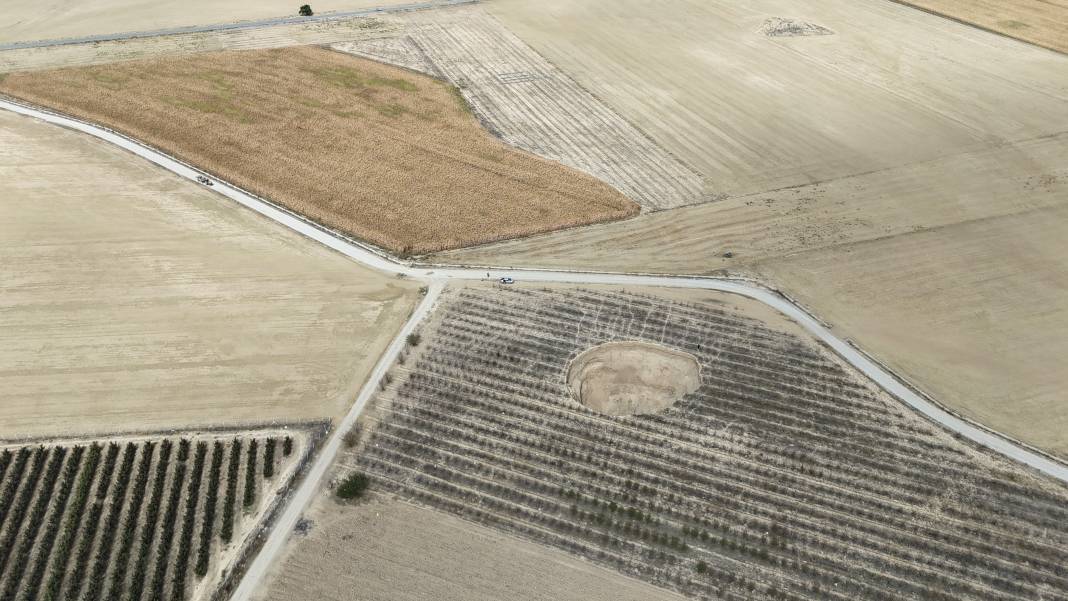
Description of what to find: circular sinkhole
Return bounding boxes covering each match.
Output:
[566,341,701,416]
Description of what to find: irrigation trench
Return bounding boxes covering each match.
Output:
[3,97,1068,599]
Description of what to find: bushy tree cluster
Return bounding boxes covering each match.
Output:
[171,442,208,600]
[129,440,173,599]
[220,439,241,543]
[242,439,258,510]
[109,441,155,599]
[263,438,276,479]
[195,441,225,577]
[147,456,187,601]
[42,444,100,601]
[83,444,138,601]
[336,472,370,500]
[64,444,121,601]
[23,446,85,598]
[0,447,67,600]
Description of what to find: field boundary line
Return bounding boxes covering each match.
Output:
[227,282,444,601]
[0,420,330,447]
[0,0,477,52]
[882,0,1068,57]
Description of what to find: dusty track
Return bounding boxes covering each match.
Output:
[4,98,1067,599]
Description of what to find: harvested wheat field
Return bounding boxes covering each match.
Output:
[439,0,1068,458]
[892,0,1068,54]
[0,109,419,439]
[0,46,637,254]
[334,9,706,210]
[267,285,1068,601]
[256,496,686,601]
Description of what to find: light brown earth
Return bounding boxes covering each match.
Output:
[567,341,701,416]
[0,109,419,439]
[0,46,637,254]
[893,0,1068,54]
[0,17,399,73]
[437,0,1068,458]
[0,0,415,44]
[254,494,686,601]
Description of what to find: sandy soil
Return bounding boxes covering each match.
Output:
[437,0,1068,459]
[567,341,701,416]
[254,494,686,601]
[893,0,1068,54]
[0,109,420,439]
[0,46,636,254]
[0,0,415,44]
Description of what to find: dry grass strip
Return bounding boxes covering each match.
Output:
[0,46,638,254]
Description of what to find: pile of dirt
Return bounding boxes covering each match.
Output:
[567,341,701,416]
[759,18,834,37]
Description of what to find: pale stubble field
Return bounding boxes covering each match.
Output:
[0,109,420,439]
[437,0,1068,457]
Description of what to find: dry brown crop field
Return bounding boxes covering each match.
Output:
[258,496,686,601]
[0,109,419,439]
[0,427,312,601]
[892,0,1068,54]
[0,0,415,45]
[438,0,1068,458]
[0,46,637,254]
[287,285,1068,601]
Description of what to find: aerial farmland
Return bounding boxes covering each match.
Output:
[1,0,1067,600]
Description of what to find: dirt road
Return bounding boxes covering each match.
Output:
[5,96,1067,601]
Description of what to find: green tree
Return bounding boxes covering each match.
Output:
[336,472,370,500]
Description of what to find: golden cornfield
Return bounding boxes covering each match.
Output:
[0,46,638,254]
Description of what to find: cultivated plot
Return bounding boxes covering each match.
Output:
[0,426,316,601]
[335,9,705,210]
[440,0,1068,458]
[0,110,419,439]
[307,286,1068,600]
[0,46,637,254]
[258,496,686,601]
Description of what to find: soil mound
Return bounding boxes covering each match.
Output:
[567,342,701,416]
[759,18,834,37]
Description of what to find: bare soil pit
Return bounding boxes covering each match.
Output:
[567,341,700,416]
